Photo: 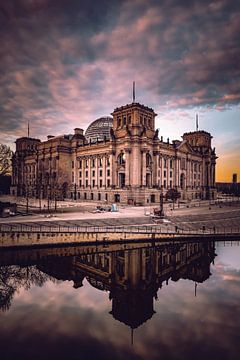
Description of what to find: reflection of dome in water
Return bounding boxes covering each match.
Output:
[85,116,113,143]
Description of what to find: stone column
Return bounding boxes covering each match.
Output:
[212,162,216,187]
[82,157,85,188]
[88,157,92,189]
[96,156,99,188]
[152,152,158,187]
[141,149,147,187]
[110,151,116,187]
[102,155,106,188]
[166,157,169,188]
[124,148,131,186]
[131,142,141,187]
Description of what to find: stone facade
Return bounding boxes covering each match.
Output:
[11,101,217,205]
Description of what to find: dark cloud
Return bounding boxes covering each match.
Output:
[0,0,239,145]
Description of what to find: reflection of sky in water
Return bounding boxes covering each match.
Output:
[0,243,240,360]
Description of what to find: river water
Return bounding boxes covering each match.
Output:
[0,240,239,360]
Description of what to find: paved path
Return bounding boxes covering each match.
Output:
[1,195,240,233]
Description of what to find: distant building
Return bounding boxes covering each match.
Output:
[232,173,237,184]
[11,99,217,205]
[216,181,240,195]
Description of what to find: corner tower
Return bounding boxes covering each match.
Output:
[112,102,157,140]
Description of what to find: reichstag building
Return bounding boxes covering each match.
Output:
[11,99,217,205]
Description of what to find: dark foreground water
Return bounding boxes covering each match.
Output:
[0,240,240,360]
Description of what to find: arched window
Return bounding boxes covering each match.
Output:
[146,153,152,167]
[118,152,126,165]
[117,117,121,127]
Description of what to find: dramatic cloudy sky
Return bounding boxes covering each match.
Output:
[0,0,239,181]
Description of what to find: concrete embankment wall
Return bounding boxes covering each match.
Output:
[0,231,166,248]
[0,230,239,249]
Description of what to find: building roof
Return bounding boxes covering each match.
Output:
[85,116,113,143]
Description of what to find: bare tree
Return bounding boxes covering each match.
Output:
[0,144,12,177]
[165,188,181,209]
[0,264,55,312]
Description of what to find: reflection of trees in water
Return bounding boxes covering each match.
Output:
[0,265,54,312]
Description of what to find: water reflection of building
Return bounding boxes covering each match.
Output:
[36,241,215,329]
[0,242,216,329]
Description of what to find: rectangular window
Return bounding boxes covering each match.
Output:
[86,180,88,187]
[84,193,87,200]
[180,158,186,170]
[79,160,82,168]
[92,180,95,187]
[170,180,172,188]
[72,172,74,182]
[72,161,74,169]
[170,159,173,169]
[100,179,102,187]
[164,158,167,168]
[107,169,110,176]
[86,171,88,178]
[99,158,102,167]
[92,159,95,167]
[52,158,56,169]
[99,169,102,177]
[107,157,110,166]
[170,171,172,178]
[164,180,166,189]
[79,171,82,178]
[79,180,82,187]
[98,193,101,201]
[164,170,166,177]
[107,179,110,187]
[92,170,95,177]
[105,193,108,201]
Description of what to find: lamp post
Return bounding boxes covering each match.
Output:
[159,191,164,218]
[74,183,77,200]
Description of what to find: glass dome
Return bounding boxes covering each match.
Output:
[85,116,113,143]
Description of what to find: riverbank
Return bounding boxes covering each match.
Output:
[0,197,239,249]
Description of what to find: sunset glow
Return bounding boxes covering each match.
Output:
[0,0,239,182]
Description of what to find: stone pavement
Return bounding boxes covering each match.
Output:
[0,195,240,232]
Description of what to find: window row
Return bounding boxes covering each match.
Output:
[78,169,111,178]
[78,179,111,188]
[70,192,109,201]
[77,157,111,169]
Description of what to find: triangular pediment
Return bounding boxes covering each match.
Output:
[176,140,195,154]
